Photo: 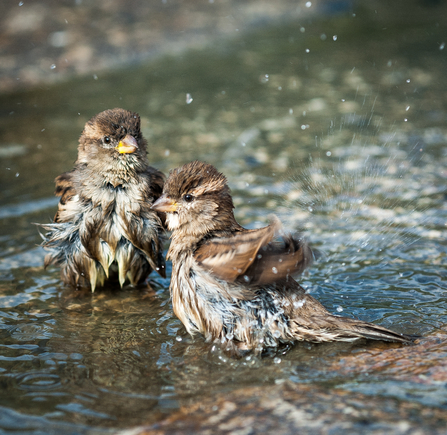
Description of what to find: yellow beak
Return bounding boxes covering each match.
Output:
[151,195,178,212]
[116,134,138,154]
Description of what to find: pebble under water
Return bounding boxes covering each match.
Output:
[0,6,446,434]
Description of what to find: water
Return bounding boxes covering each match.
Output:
[1,5,447,433]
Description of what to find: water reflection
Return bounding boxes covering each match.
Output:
[0,4,446,433]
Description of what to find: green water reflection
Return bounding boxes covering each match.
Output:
[0,5,446,432]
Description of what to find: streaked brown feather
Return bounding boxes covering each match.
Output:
[195,216,314,286]
[39,108,166,290]
[157,161,415,354]
[195,221,276,282]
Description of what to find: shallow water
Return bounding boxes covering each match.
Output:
[1,4,447,433]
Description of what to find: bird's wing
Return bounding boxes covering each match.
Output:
[53,170,77,223]
[195,217,314,286]
[144,166,165,202]
[143,166,166,228]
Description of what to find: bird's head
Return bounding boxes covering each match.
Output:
[77,108,148,171]
[151,161,235,237]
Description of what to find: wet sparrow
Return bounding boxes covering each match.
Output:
[151,161,413,354]
[40,108,166,291]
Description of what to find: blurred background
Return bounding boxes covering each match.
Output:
[0,1,447,434]
[0,0,444,94]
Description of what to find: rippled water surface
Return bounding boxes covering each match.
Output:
[1,5,447,433]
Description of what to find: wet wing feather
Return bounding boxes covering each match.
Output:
[195,217,313,285]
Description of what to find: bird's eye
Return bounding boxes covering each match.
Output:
[183,194,194,203]
[103,136,111,144]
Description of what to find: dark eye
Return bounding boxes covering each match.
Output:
[103,136,111,144]
[183,194,194,203]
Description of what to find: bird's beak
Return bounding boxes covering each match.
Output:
[116,134,138,154]
[151,195,178,212]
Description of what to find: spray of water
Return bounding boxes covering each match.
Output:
[281,131,433,268]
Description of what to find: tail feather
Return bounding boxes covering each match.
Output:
[348,322,415,343]
[292,314,415,344]
[327,316,415,344]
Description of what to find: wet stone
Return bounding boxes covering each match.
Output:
[126,381,447,435]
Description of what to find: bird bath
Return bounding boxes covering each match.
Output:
[0,5,446,434]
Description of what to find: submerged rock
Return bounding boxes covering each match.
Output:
[123,380,447,435]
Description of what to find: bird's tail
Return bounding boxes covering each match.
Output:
[335,317,416,343]
[294,314,416,344]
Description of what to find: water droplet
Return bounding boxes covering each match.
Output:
[336,306,343,312]
[260,74,269,83]
[186,93,193,104]
[305,1,312,7]
[333,35,338,41]
[308,206,313,212]
[305,48,310,53]
[176,336,182,341]
[293,300,305,309]
[300,27,305,33]
[50,64,56,70]
[278,86,282,91]
[440,42,445,50]
[273,357,281,364]
[289,108,293,115]
[15,172,19,177]
[18,1,24,5]
[272,267,278,274]
[405,105,410,111]
[406,79,411,83]
[93,74,98,80]
[326,151,331,156]
[320,34,327,41]
[404,118,408,122]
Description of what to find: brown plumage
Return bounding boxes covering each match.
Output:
[151,161,414,355]
[40,108,166,291]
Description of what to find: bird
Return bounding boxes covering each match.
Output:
[151,160,414,355]
[40,108,166,291]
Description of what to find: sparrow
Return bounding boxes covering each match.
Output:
[40,108,166,291]
[151,161,413,354]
